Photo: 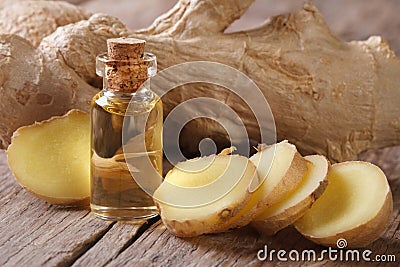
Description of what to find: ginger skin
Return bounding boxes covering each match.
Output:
[0,2,129,148]
[0,1,90,47]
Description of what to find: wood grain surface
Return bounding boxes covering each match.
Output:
[0,148,399,266]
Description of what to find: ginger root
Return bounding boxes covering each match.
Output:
[0,0,399,163]
[0,1,90,47]
[130,0,400,162]
[0,11,129,148]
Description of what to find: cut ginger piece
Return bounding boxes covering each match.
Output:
[213,141,308,231]
[252,155,329,235]
[153,153,258,237]
[294,161,393,248]
[7,109,90,206]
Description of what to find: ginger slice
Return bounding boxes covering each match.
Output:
[7,110,90,206]
[153,153,258,237]
[213,141,308,231]
[294,161,393,248]
[252,155,329,235]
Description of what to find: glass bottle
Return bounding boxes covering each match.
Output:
[90,38,163,221]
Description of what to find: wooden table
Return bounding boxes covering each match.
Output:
[1,148,399,266]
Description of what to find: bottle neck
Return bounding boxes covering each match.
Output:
[101,77,148,96]
[101,83,157,102]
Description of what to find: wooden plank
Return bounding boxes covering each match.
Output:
[106,147,400,266]
[107,220,399,266]
[107,221,265,267]
[72,219,157,267]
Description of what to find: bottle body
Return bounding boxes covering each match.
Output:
[90,88,163,220]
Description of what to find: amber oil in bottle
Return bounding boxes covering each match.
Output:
[90,38,163,220]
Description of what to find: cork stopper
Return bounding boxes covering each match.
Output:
[107,38,145,61]
[105,38,149,92]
